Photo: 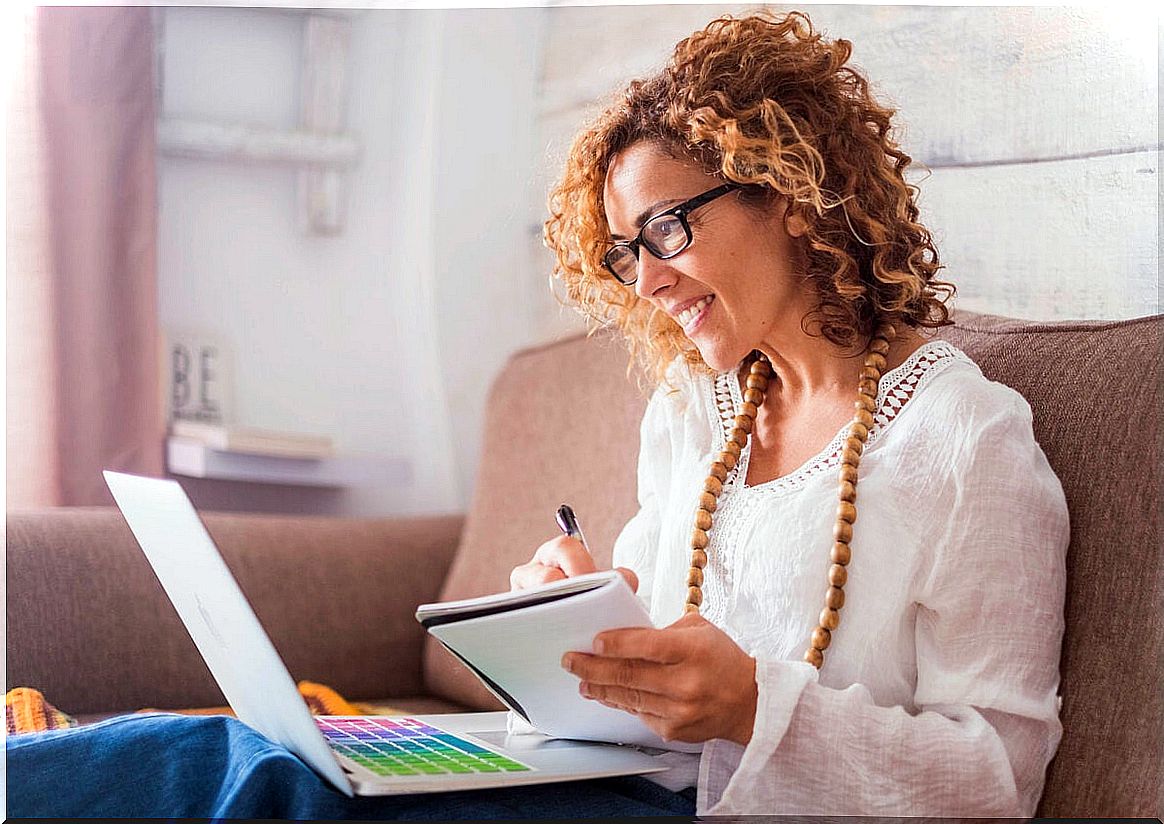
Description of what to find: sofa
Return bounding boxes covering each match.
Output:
[6,310,1161,817]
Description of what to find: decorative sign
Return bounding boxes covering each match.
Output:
[164,330,233,425]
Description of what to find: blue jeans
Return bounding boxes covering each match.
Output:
[5,713,697,819]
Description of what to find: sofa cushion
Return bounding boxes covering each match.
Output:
[426,310,1161,817]
[932,312,1161,817]
[422,331,649,710]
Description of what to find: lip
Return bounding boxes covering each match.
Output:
[667,294,714,317]
[673,295,714,335]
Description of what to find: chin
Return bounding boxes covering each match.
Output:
[695,341,750,374]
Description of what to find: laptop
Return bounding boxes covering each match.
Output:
[102,470,667,797]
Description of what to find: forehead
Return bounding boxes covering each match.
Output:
[603,143,716,231]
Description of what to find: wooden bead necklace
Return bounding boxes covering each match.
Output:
[684,322,898,670]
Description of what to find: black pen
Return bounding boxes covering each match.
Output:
[555,503,590,555]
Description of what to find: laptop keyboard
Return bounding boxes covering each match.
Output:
[316,716,534,777]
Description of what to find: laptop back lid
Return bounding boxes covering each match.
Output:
[102,470,353,796]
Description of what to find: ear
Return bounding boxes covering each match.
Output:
[784,209,809,238]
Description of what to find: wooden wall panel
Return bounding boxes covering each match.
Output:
[531,4,1159,324]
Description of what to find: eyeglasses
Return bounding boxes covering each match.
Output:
[602,183,741,285]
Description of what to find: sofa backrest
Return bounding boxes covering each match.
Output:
[6,508,463,714]
[425,310,1161,817]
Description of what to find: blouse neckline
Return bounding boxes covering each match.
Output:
[707,339,968,496]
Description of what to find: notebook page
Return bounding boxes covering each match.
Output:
[427,575,703,753]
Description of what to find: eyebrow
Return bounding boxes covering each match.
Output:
[609,198,682,241]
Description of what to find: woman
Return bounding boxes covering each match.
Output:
[511,9,1067,817]
[7,11,1067,819]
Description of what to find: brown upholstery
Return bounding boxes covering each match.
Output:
[5,507,464,714]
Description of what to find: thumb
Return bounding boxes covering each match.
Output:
[614,566,639,593]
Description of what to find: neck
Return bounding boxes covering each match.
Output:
[752,332,863,404]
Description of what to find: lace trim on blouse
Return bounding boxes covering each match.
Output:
[704,340,969,498]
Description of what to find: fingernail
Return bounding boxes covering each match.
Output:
[579,682,591,698]
[593,638,605,655]
[561,654,574,673]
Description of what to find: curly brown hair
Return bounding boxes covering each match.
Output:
[544,10,954,387]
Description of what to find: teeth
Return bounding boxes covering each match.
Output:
[677,296,712,327]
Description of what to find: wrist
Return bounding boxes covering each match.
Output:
[731,655,759,745]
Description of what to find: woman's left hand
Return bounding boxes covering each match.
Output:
[561,611,758,745]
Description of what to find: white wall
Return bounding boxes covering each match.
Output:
[157,7,552,517]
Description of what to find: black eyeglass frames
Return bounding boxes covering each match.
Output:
[602,182,742,285]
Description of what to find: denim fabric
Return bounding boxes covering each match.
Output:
[6,713,697,819]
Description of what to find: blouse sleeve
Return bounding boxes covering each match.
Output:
[705,382,1069,817]
[610,377,677,613]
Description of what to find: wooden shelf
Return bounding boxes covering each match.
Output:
[166,437,409,488]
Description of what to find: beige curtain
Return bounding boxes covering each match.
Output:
[6,7,163,508]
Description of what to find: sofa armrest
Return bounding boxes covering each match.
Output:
[5,507,464,716]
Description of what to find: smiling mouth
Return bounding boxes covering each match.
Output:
[677,296,714,330]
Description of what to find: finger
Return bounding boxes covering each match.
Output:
[579,681,675,718]
[562,653,675,696]
[591,627,686,663]
[533,536,598,578]
[509,562,567,591]
[614,566,638,593]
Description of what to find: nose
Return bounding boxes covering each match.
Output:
[633,251,677,300]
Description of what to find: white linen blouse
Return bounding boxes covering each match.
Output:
[612,339,1070,816]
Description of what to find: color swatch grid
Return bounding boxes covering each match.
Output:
[316,716,534,777]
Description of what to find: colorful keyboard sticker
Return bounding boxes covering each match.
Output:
[315,716,534,778]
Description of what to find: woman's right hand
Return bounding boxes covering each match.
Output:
[509,536,639,593]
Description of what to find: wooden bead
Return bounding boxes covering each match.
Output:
[819,607,840,630]
[828,563,848,587]
[846,436,864,456]
[855,394,876,413]
[749,358,770,375]
[723,440,742,459]
[687,566,704,587]
[734,414,754,434]
[740,401,758,419]
[746,374,769,391]
[691,548,708,569]
[848,421,869,442]
[870,338,890,356]
[840,446,862,467]
[825,586,846,610]
[804,647,824,668]
[685,602,701,614]
[710,461,728,482]
[859,365,880,382]
[730,428,748,447]
[831,541,852,565]
[864,352,887,372]
[699,492,718,513]
[720,450,738,471]
[838,480,857,503]
[811,626,831,650]
[858,378,879,397]
[836,501,857,524]
[703,476,723,496]
[695,509,713,530]
[687,586,703,606]
[833,520,853,543]
[691,527,710,549]
[744,388,764,406]
[876,323,897,342]
[839,465,859,486]
[854,408,874,428]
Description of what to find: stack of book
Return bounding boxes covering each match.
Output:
[169,421,334,460]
